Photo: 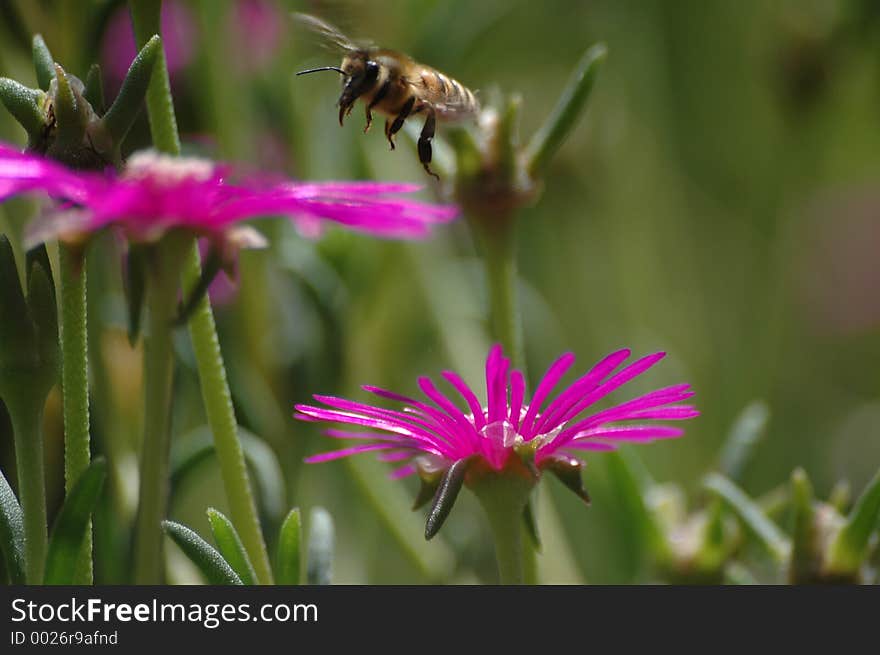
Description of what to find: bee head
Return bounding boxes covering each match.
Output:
[337,53,380,118]
[296,52,380,126]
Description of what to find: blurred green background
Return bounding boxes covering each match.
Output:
[1,0,879,583]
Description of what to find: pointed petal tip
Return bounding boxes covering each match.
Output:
[292,405,322,421]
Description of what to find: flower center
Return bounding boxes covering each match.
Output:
[476,406,564,453]
[123,150,216,185]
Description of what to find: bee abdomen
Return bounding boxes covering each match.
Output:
[429,70,479,119]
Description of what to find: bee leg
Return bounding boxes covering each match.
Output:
[384,119,393,148]
[365,81,391,134]
[418,111,440,180]
[338,100,356,126]
[387,97,415,150]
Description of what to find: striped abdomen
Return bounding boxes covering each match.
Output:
[415,67,479,121]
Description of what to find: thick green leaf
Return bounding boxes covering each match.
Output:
[51,64,86,149]
[125,245,148,345]
[828,480,851,514]
[703,472,790,563]
[306,507,334,585]
[162,520,242,585]
[0,235,30,351]
[83,64,105,115]
[276,508,302,585]
[525,42,607,176]
[604,451,667,559]
[44,458,106,584]
[788,468,818,582]
[425,457,470,540]
[31,35,54,91]
[827,468,880,575]
[521,495,542,551]
[544,457,591,505]
[0,77,46,139]
[718,401,769,481]
[175,246,221,326]
[412,477,440,511]
[0,467,26,584]
[206,508,256,585]
[102,35,161,144]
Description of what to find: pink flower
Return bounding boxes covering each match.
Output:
[296,345,698,480]
[229,0,283,72]
[102,0,196,92]
[0,143,458,252]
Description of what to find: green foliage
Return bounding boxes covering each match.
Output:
[306,508,334,585]
[0,467,26,584]
[704,472,790,565]
[524,42,607,177]
[102,35,161,144]
[718,402,770,481]
[207,508,257,586]
[827,469,880,576]
[0,78,45,143]
[44,458,106,585]
[276,508,302,585]
[1,0,879,586]
[162,520,243,585]
[31,35,54,91]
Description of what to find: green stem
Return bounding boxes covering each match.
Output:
[476,221,524,370]
[10,404,47,584]
[472,218,538,582]
[129,0,272,584]
[472,473,532,585]
[58,245,92,584]
[182,245,273,584]
[130,0,181,156]
[486,506,524,584]
[132,247,179,584]
[521,524,538,584]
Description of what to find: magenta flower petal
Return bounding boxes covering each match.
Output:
[560,441,619,452]
[304,443,395,463]
[0,143,96,204]
[441,370,487,431]
[296,345,698,477]
[389,464,418,480]
[571,425,685,442]
[0,144,459,252]
[533,348,631,434]
[519,351,576,439]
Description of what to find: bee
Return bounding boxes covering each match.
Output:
[294,13,480,179]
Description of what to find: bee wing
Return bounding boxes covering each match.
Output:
[291,12,371,53]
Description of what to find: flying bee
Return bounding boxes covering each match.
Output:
[294,13,480,179]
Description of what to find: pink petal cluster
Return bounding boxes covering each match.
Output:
[296,345,698,479]
[0,143,458,248]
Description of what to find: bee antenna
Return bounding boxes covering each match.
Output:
[296,66,345,76]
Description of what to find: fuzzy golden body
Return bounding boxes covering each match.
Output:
[357,50,479,121]
[295,14,479,178]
